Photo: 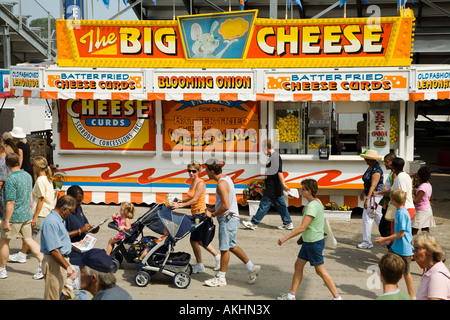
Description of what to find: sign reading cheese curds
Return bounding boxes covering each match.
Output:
[56,9,415,68]
[59,99,156,152]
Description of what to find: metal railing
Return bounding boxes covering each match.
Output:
[0,0,57,61]
[30,0,57,58]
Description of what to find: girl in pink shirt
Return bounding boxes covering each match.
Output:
[106,202,135,255]
[412,166,435,236]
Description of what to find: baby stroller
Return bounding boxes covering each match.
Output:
[133,205,210,289]
[108,202,164,273]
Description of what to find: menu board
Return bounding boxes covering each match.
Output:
[162,100,259,153]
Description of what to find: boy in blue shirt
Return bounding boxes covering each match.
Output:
[376,189,415,299]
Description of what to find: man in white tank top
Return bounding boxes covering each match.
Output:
[204,158,261,287]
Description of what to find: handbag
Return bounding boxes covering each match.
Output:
[385,204,397,221]
[201,217,216,248]
[367,195,378,218]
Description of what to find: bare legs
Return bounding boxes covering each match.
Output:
[220,246,249,272]
[190,240,219,264]
[289,258,340,298]
[0,237,43,269]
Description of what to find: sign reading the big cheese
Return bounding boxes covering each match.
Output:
[56,9,414,68]
[248,23,388,58]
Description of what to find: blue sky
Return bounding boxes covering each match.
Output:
[4,0,138,21]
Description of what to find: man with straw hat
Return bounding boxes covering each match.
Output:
[358,149,385,249]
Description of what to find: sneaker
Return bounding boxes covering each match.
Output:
[277,223,294,230]
[204,276,227,287]
[8,252,27,263]
[248,265,261,284]
[32,265,44,280]
[0,268,7,279]
[242,220,258,230]
[192,264,205,274]
[32,269,44,280]
[277,293,295,300]
[357,241,373,249]
[213,256,221,271]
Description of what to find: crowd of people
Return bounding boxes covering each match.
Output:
[354,148,448,300]
[0,128,131,300]
[0,131,449,300]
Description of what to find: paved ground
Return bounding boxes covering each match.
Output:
[2,204,449,301]
[1,131,449,303]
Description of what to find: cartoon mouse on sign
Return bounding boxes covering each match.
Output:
[190,21,238,59]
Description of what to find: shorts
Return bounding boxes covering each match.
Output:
[218,217,239,251]
[298,238,325,266]
[32,216,46,239]
[190,223,204,242]
[113,233,125,241]
[1,219,32,240]
[389,248,412,274]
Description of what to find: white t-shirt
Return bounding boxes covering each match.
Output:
[215,175,239,222]
[391,171,414,209]
[32,175,55,218]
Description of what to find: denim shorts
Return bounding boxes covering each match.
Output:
[218,217,239,251]
[298,238,325,266]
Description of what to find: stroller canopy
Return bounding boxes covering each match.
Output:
[143,205,195,242]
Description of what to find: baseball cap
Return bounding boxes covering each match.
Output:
[70,249,113,273]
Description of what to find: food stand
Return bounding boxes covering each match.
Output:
[10,9,423,210]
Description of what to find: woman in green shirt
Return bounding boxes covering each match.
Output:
[277,179,341,300]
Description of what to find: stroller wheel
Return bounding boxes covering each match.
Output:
[111,258,120,273]
[114,252,123,264]
[173,271,191,289]
[135,271,151,287]
[186,264,193,275]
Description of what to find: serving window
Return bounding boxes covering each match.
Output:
[275,102,306,154]
[274,101,334,156]
[274,101,400,157]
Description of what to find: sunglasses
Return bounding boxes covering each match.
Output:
[187,169,197,174]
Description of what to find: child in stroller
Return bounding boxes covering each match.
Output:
[135,232,168,262]
[108,203,213,289]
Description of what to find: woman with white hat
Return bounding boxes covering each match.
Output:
[10,127,33,183]
[358,149,385,249]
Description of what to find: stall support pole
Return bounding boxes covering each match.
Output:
[399,101,406,160]
[406,100,415,162]
[270,0,278,19]
[0,26,10,69]
[155,100,163,157]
